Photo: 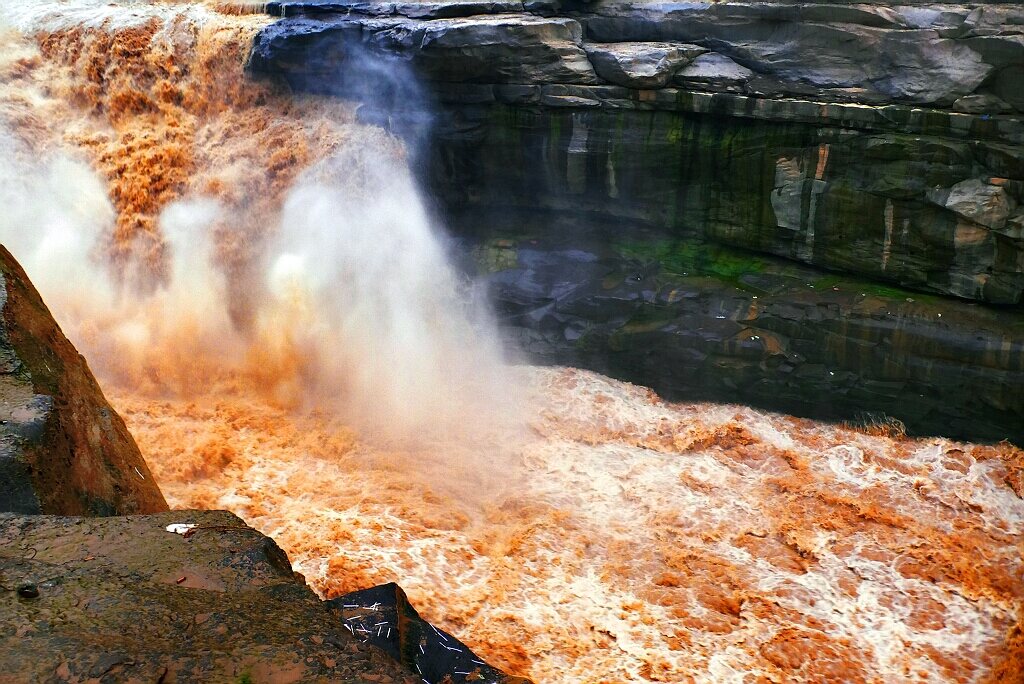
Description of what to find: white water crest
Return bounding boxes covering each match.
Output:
[0,130,117,318]
[0,120,517,443]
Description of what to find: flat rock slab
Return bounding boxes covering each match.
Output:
[672,51,753,90]
[266,0,527,20]
[929,177,1013,230]
[0,510,417,684]
[0,246,167,517]
[254,1,1024,109]
[583,41,705,88]
[249,14,600,87]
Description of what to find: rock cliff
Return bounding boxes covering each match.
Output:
[248,0,1024,304]
[0,246,168,516]
[462,216,1024,443]
[248,0,1024,441]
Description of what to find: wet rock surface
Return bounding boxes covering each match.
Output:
[249,13,599,86]
[330,583,532,684]
[252,0,1024,110]
[582,42,706,88]
[426,103,1024,305]
[458,214,1024,443]
[249,0,1024,306]
[0,509,419,684]
[248,0,1024,440]
[0,246,167,516]
[577,2,1015,106]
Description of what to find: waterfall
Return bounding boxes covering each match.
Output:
[0,3,1020,682]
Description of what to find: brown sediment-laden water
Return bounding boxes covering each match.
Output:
[0,2,1021,682]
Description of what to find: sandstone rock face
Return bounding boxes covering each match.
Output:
[0,246,167,516]
[256,0,1024,108]
[579,1,1021,106]
[673,51,754,91]
[249,14,599,87]
[250,0,1024,306]
[427,102,1024,305]
[0,510,418,683]
[931,177,1013,229]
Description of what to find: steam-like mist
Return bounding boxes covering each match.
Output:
[0,0,523,445]
[257,145,517,436]
[0,122,239,394]
[0,129,116,320]
[0,118,520,443]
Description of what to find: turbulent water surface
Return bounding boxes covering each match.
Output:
[0,2,1021,682]
[114,368,1024,683]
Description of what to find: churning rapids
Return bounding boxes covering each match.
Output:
[1,1,1021,682]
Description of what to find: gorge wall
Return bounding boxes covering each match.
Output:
[249,0,1024,442]
[2,3,1021,682]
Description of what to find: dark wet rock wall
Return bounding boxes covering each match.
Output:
[428,100,1024,304]
[248,1,1024,306]
[462,219,1024,443]
[247,0,1024,442]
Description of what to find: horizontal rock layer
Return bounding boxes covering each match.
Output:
[0,246,167,516]
[576,1,1024,109]
[255,0,1024,109]
[426,101,1024,304]
[249,13,599,85]
[249,1,1024,305]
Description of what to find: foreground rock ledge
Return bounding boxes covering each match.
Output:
[0,245,168,516]
[0,510,419,683]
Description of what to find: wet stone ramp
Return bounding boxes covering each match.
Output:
[0,510,419,684]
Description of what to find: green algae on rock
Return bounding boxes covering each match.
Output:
[462,218,1024,443]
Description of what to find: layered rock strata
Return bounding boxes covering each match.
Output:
[249,0,1024,305]
[462,215,1024,442]
[248,0,1024,440]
